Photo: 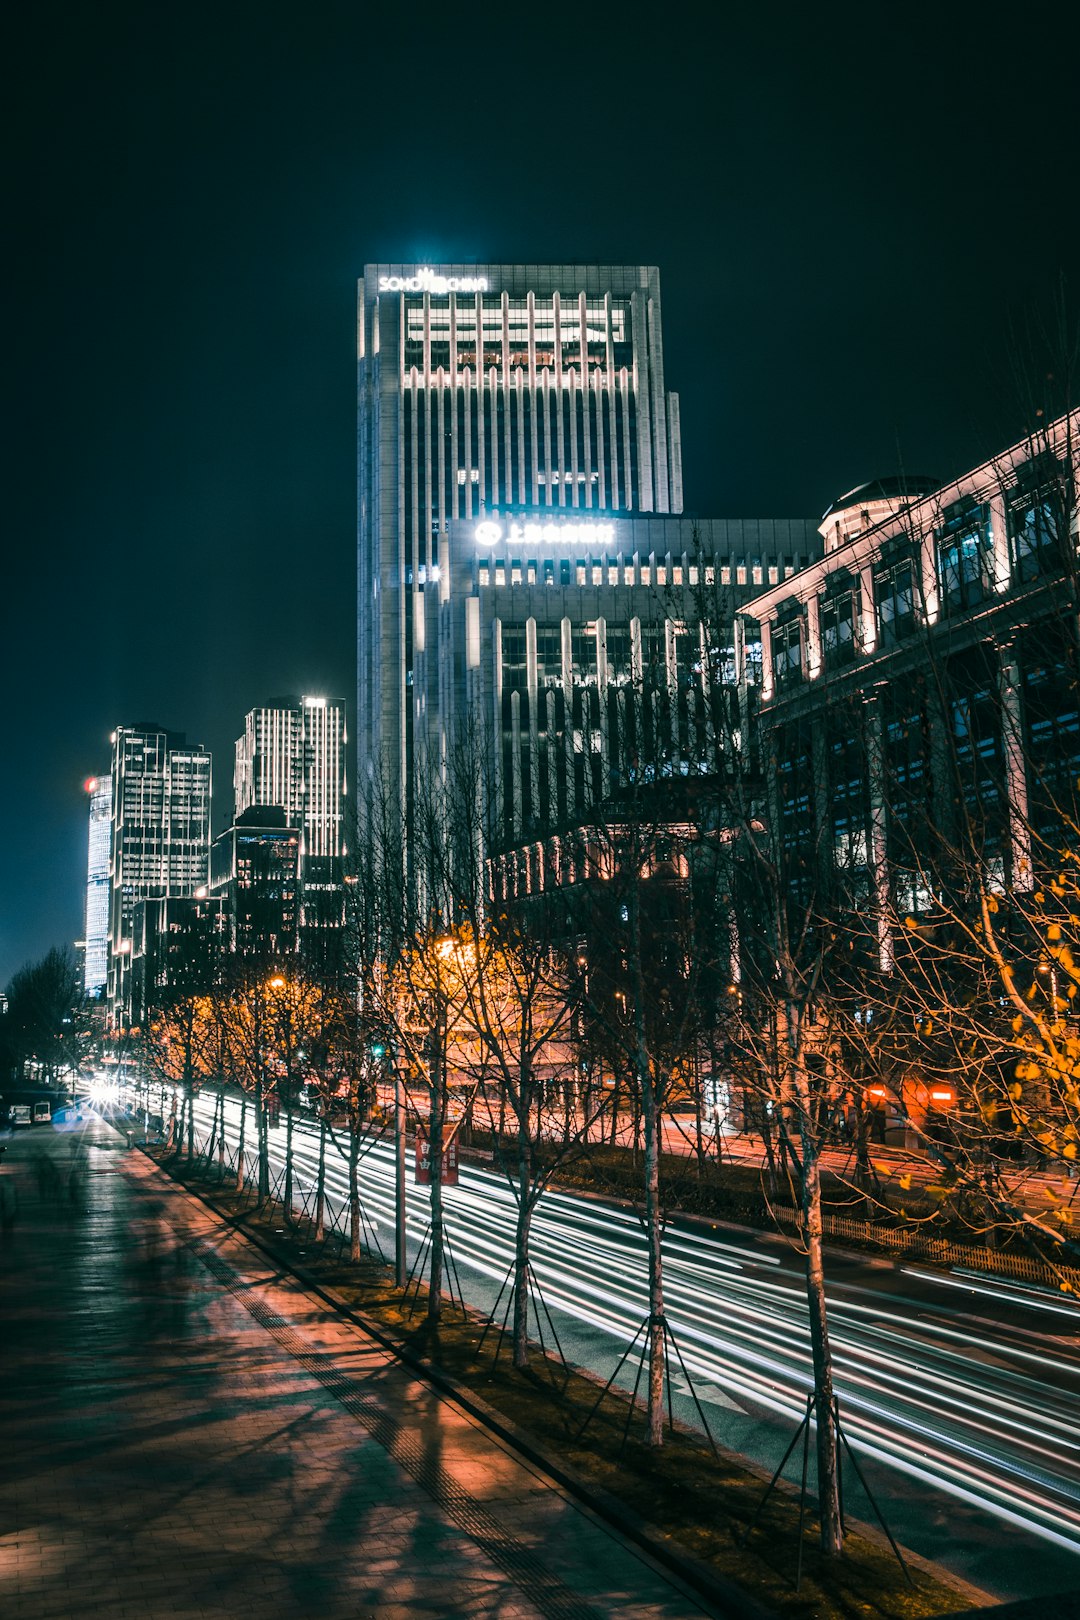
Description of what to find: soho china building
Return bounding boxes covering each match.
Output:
[357,261,820,859]
[358,264,683,809]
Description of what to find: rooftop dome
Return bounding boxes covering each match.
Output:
[818,473,938,552]
[820,474,938,525]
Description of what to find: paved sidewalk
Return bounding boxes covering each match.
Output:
[0,1118,722,1620]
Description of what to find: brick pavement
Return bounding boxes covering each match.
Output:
[0,1117,723,1620]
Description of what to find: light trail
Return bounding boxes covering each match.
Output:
[144,1089,1080,1568]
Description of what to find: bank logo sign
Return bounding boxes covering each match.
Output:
[378,269,490,294]
[475,517,617,547]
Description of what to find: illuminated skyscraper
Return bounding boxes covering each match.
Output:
[233,696,347,860]
[82,773,111,998]
[356,263,683,813]
[233,697,347,941]
[356,263,823,888]
[107,726,212,1026]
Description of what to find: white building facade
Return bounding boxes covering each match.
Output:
[357,263,684,824]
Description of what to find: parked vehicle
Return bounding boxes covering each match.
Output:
[7,1104,32,1127]
[32,1101,52,1125]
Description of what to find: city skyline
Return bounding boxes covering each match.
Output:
[5,0,1078,986]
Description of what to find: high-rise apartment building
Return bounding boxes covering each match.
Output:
[107,725,212,1026]
[357,263,684,815]
[82,773,112,998]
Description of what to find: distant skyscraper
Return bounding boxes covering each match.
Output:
[82,773,112,998]
[107,725,212,1026]
[234,696,347,859]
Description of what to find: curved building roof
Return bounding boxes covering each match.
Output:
[821,474,938,524]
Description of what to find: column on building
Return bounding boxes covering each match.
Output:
[863,693,894,970]
[997,636,1034,892]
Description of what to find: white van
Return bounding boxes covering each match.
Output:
[32,1101,51,1125]
[7,1104,32,1127]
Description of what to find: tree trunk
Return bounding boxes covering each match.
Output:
[783,965,843,1559]
[236,1093,247,1191]
[348,1116,361,1262]
[428,1022,446,1324]
[642,1067,666,1446]
[512,1113,533,1370]
[284,1088,294,1223]
[629,884,665,1448]
[693,1053,706,1171]
[802,1138,843,1556]
[315,1114,327,1241]
[256,1075,270,1204]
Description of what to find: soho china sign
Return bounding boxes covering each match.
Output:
[475,518,617,547]
[378,269,490,294]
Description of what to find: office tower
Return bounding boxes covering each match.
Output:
[234,697,347,943]
[130,893,225,1028]
[210,807,301,958]
[82,773,112,998]
[234,696,346,859]
[107,725,212,1026]
[356,260,822,875]
[357,263,685,815]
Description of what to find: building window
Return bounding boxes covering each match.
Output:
[936,503,991,613]
[874,555,918,646]
[1010,484,1064,584]
[819,589,858,669]
[772,614,805,689]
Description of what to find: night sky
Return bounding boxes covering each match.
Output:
[4,0,1077,989]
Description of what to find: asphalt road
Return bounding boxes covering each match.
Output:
[120,1086,1080,1602]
